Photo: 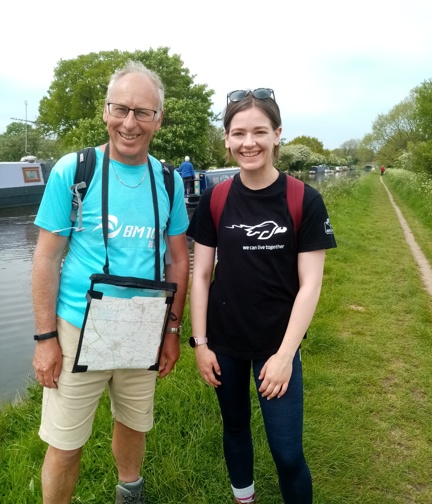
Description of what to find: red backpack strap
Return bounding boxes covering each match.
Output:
[210,175,304,234]
[210,178,234,231]
[286,175,304,235]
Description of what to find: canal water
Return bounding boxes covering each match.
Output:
[0,203,197,409]
[0,170,357,408]
[0,205,39,407]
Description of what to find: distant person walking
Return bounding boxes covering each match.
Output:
[380,165,385,176]
[178,156,195,195]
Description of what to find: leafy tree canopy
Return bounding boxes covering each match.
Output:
[363,93,419,166]
[37,47,215,168]
[408,140,432,175]
[0,122,60,162]
[288,136,324,154]
[278,144,312,171]
[358,135,378,165]
[332,139,360,166]
[413,79,432,141]
[206,125,227,168]
[338,139,360,158]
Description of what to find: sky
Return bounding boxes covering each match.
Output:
[1,0,432,151]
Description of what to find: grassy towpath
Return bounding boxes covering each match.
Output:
[301,172,432,503]
[0,172,431,504]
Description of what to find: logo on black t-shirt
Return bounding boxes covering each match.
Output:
[226,220,287,240]
[324,218,334,235]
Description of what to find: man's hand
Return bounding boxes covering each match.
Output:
[158,333,180,378]
[33,338,63,388]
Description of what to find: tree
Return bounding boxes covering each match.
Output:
[288,136,324,154]
[413,79,432,141]
[366,93,419,166]
[205,125,227,168]
[357,136,376,166]
[308,152,327,166]
[339,139,359,154]
[37,48,215,168]
[327,152,347,167]
[0,122,60,162]
[278,144,311,172]
[61,112,109,155]
[408,140,432,175]
[37,50,128,139]
[410,80,432,175]
[358,77,432,173]
[333,139,360,165]
[150,87,214,167]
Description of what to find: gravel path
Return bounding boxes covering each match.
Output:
[381,177,432,297]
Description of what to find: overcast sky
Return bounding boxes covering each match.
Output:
[1,0,431,150]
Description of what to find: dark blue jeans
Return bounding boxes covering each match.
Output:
[214,350,312,504]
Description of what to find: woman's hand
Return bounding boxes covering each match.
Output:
[258,353,293,399]
[194,345,222,387]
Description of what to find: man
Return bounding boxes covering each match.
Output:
[178,155,195,195]
[32,61,190,504]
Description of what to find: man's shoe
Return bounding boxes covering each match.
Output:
[115,477,144,504]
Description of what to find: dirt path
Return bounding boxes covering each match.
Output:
[381,177,432,297]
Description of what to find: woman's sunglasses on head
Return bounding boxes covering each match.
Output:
[227,88,276,104]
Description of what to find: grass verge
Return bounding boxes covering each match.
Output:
[1,172,431,503]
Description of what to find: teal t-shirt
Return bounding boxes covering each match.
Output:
[35,148,189,328]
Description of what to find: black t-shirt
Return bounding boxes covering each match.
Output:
[187,172,337,360]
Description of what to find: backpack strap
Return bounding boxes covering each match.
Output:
[160,161,176,265]
[69,147,96,237]
[161,162,175,211]
[74,147,96,200]
[286,174,304,235]
[210,178,233,231]
[210,174,305,235]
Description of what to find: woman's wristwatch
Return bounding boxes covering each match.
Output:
[189,336,208,348]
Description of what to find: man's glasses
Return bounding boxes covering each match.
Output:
[227,88,276,104]
[107,102,158,122]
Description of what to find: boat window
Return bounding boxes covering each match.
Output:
[22,167,41,183]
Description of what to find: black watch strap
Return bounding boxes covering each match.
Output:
[34,331,58,341]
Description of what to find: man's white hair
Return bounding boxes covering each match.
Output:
[185,156,190,161]
[106,60,165,115]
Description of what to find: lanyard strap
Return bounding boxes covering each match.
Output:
[101,144,161,280]
[101,145,110,274]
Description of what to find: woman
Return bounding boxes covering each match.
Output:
[187,88,336,503]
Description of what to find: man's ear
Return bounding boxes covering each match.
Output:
[102,103,108,123]
[155,110,164,131]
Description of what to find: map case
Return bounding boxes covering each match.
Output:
[72,274,177,372]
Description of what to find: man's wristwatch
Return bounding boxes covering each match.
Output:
[34,330,58,341]
[166,326,181,335]
[189,336,208,348]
